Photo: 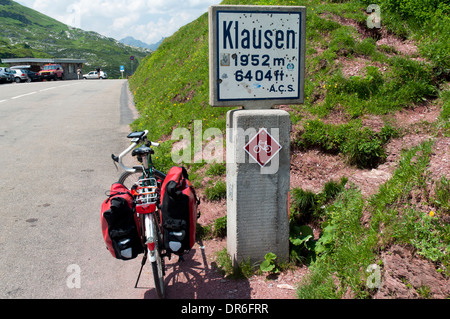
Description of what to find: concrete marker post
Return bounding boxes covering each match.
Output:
[209,5,306,265]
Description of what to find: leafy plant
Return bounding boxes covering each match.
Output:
[417,285,432,299]
[290,225,316,264]
[314,223,336,256]
[260,252,279,274]
[290,225,314,248]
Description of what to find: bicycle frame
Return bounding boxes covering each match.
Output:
[144,215,155,259]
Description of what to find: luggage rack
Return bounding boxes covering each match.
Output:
[135,177,158,205]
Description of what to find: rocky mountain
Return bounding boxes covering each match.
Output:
[119,36,165,51]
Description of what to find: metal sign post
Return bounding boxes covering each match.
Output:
[209,5,306,265]
[120,65,125,79]
[130,56,135,75]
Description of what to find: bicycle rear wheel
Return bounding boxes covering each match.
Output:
[149,213,165,299]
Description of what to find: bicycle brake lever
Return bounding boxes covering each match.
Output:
[111,154,119,171]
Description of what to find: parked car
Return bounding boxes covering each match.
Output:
[11,69,30,83]
[22,69,40,82]
[38,64,64,81]
[0,67,15,83]
[83,71,107,79]
[11,65,40,82]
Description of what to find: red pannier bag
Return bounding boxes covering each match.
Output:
[101,183,143,260]
[160,167,199,255]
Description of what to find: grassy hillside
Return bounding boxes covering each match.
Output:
[130,0,449,298]
[130,0,448,167]
[0,0,149,78]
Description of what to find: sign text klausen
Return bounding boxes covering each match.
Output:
[209,6,306,108]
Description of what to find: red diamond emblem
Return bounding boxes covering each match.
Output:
[244,128,282,167]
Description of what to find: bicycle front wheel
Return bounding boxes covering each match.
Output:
[118,168,144,189]
[118,168,166,189]
[152,214,165,299]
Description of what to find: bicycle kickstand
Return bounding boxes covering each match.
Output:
[134,250,148,288]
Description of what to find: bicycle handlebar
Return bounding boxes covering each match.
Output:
[112,130,159,173]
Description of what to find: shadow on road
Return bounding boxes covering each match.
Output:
[142,241,252,299]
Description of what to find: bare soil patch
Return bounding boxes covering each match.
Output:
[374,245,450,299]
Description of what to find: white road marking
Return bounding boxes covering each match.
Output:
[39,87,57,92]
[11,91,37,99]
[4,82,85,100]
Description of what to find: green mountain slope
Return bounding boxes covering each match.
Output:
[0,0,149,78]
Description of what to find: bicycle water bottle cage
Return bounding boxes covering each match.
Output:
[132,146,154,157]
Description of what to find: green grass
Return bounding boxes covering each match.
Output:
[205,180,227,201]
[214,248,256,279]
[205,163,226,177]
[296,119,399,168]
[214,216,227,238]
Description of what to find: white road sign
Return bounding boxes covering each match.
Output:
[209,5,306,108]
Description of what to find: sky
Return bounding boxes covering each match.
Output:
[16,0,222,45]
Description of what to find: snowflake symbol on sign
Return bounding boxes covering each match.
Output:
[244,128,282,167]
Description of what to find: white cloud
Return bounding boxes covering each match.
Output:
[15,0,221,44]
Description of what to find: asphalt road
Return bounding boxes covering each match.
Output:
[0,79,157,299]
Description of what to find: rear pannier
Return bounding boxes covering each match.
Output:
[101,183,143,260]
[160,167,199,255]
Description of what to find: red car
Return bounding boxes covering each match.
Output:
[38,64,64,81]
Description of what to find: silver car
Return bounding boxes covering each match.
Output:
[83,71,108,79]
[11,69,30,83]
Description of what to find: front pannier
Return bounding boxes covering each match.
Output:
[101,183,143,260]
[161,167,199,255]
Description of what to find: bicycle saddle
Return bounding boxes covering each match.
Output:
[132,146,154,157]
